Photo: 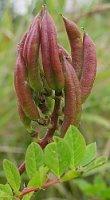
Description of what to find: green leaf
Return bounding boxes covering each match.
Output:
[22,189,33,200]
[25,142,44,178]
[0,184,13,198]
[95,156,107,167]
[61,169,81,182]
[22,166,48,200]
[28,166,48,188]
[64,125,86,168]
[3,159,21,193]
[44,137,71,177]
[81,142,96,166]
[85,156,107,172]
[22,193,33,200]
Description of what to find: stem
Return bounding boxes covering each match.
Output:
[18,178,60,198]
[18,92,61,174]
[39,92,61,148]
[75,4,110,22]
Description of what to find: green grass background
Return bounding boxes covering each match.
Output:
[0,0,110,199]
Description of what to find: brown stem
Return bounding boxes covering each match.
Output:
[39,92,61,148]
[19,92,61,174]
[75,4,110,22]
[18,178,60,198]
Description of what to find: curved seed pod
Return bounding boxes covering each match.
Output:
[60,52,81,136]
[23,32,30,63]
[29,8,44,31]
[22,13,42,63]
[17,32,27,54]
[18,102,32,133]
[41,7,64,91]
[14,54,40,121]
[66,58,82,126]
[80,32,97,103]
[60,54,76,136]
[62,16,83,79]
[26,15,43,92]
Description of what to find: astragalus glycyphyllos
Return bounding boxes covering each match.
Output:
[14,6,97,138]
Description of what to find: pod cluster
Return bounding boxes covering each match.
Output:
[14,6,97,137]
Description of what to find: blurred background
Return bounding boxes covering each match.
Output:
[0,0,110,199]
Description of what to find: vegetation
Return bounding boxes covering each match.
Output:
[0,0,110,199]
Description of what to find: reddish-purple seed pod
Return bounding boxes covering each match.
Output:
[22,14,41,63]
[18,102,32,132]
[22,19,37,63]
[80,32,97,103]
[66,58,82,126]
[15,31,40,121]
[14,54,40,121]
[59,50,81,136]
[60,55,76,136]
[62,16,83,79]
[17,32,27,55]
[41,7,64,91]
[26,15,43,92]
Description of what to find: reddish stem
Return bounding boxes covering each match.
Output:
[19,92,61,174]
[39,92,61,148]
[19,178,60,197]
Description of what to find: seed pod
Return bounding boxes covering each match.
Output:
[17,32,27,54]
[22,13,42,63]
[59,55,75,136]
[62,16,83,79]
[23,32,29,64]
[18,102,32,132]
[41,7,64,91]
[26,15,43,92]
[14,54,40,121]
[66,58,82,126]
[59,51,81,136]
[80,32,97,103]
